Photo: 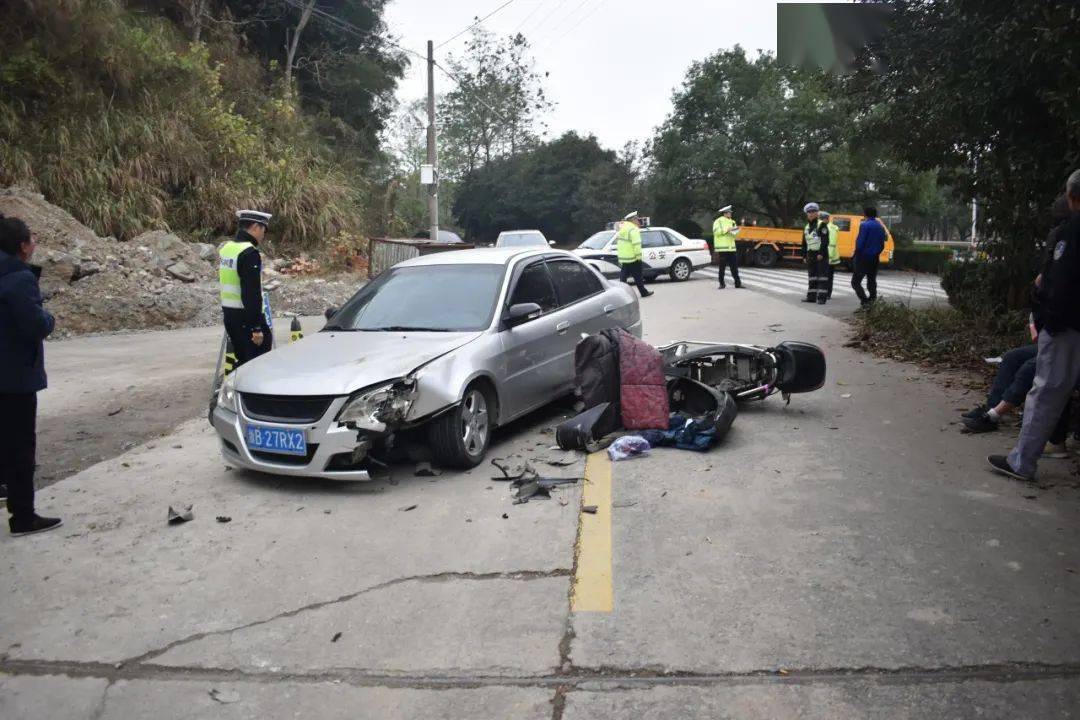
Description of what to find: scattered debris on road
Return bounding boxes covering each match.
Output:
[167,505,193,524]
[216,516,231,523]
[209,688,240,704]
[331,632,343,643]
[582,505,598,514]
[399,504,418,512]
[608,436,650,461]
[414,462,442,477]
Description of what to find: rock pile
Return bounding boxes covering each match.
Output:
[0,187,360,337]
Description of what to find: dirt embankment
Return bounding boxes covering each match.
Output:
[1,186,360,337]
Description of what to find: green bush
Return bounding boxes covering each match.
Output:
[851,299,1028,371]
[939,258,1015,317]
[891,245,953,273]
[0,0,363,248]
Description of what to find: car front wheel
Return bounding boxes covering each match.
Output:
[429,383,492,468]
[669,257,693,281]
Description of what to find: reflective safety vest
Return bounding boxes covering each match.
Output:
[219,240,254,309]
[804,221,824,252]
[616,221,642,263]
[827,222,840,265]
[712,216,738,252]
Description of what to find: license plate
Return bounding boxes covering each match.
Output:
[244,424,307,456]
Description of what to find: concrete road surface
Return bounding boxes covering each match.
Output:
[3,274,1079,719]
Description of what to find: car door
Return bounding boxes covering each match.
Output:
[499,259,562,419]
[544,257,612,395]
[641,229,672,273]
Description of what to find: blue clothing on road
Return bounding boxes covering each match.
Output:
[0,250,55,393]
[854,217,887,260]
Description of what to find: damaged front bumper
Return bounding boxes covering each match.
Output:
[212,396,382,481]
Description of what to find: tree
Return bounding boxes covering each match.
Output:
[439,29,553,179]
[649,48,884,232]
[453,132,640,244]
[218,0,406,153]
[846,0,1080,306]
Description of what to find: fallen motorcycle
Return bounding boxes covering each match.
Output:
[659,340,826,403]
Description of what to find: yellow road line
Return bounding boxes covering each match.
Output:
[571,450,613,612]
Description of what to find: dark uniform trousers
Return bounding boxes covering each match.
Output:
[619,260,649,297]
[1,392,37,520]
[716,251,741,287]
[806,254,830,303]
[223,307,272,365]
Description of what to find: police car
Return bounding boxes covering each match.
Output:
[572,220,712,282]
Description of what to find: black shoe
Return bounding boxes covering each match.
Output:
[962,405,988,420]
[718,284,725,289]
[963,413,999,433]
[987,455,1033,482]
[10,514,63,537]
[640,291,654,298]
[817,299,827,305]
[734,283,744,289]
[801,297,815,303]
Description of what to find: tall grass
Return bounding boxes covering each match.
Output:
[0,0,363,248]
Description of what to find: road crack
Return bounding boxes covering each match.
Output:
[3,659,1079,690]
[120,568,571,666]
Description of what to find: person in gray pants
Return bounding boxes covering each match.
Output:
[989,170,1080,481]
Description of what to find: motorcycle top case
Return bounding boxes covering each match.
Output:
[774,341,826,393]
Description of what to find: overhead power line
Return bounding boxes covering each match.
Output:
[281,0,427,63]
[539,0,608,49]
[526,0,570,39]
[436,0,521,49]
[513,0,546,33]
[537,0,591,42]
[432,60,513,125]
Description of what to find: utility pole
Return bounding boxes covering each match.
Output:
[426,40,439,243]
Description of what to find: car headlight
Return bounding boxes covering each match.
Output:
[336,380,417,430]
[218,373,238,413]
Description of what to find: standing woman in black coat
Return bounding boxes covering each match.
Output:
[0,213,62,535]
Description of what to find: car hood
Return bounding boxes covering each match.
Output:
[234,330,483,396]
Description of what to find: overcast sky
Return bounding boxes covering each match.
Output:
[384,0,784,152]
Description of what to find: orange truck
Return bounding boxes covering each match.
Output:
[735,214,895,268]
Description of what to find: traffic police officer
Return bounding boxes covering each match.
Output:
[820,210,840,299]
[802,202,830,304]
[712,204,743,289]
[616,211,653,298]
[220,210,272,365]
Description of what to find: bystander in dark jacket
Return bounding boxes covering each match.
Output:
[0,213,63,535]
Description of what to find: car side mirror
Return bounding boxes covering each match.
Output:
[505,302,542,328]
[324,306,338,321]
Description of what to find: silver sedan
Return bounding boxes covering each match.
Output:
[211,248,641,480]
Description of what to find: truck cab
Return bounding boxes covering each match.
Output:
[736,214,894,268]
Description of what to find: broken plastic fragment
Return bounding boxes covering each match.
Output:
[209,688,240,704]
[414,462,442,477]
[582,505,598,514]
[167,505,193,524]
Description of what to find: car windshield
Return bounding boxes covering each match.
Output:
[579,231,615,250]
[498,232,546,247]
[324,264,504,332]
